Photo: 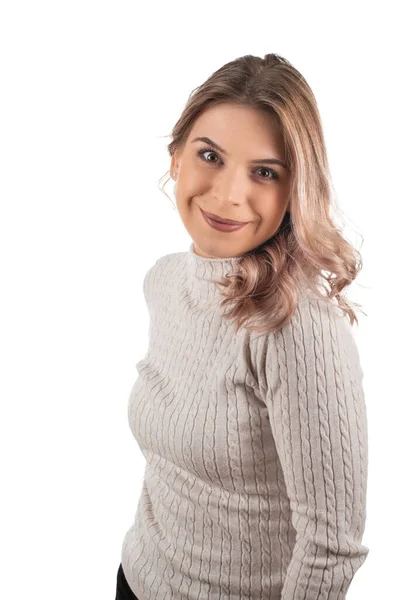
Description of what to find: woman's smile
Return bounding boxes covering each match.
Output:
[199,206,249,232]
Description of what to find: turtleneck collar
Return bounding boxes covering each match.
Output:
[187,241,243,283]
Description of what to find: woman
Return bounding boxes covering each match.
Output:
[116,52,369,600]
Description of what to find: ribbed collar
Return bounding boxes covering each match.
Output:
[187,241,243,283]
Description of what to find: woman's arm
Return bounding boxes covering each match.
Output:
[263,297,370,599]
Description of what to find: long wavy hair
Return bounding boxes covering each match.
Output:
[158,53,365,335]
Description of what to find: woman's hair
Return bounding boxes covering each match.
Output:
[158,53,365,335]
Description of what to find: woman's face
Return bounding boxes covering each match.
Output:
[170,103,291,259]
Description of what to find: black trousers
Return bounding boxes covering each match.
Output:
[115,563,140,600]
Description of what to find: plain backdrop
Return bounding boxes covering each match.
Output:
[0,1,398,598]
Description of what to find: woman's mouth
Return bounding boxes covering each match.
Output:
[200,208,248,233]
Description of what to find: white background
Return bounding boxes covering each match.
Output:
[0,1,397,598]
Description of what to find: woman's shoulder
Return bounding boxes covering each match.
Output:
[283,291,363,374]
[143,251,186,301]
[148,250,186,274]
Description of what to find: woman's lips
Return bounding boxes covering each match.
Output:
[200,207,248,232]
[200,208,248,225]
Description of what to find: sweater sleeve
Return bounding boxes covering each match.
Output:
[262,297,370,600]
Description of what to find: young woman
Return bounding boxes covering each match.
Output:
[116,53,369,600]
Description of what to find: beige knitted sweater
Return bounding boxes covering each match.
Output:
[120,242,369,600]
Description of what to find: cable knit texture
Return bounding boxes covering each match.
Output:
[120,242,369,600]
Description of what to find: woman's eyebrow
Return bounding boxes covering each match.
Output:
[191,136,288,170]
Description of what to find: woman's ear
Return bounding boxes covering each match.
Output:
[170,151,181,180]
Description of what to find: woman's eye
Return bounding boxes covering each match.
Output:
[198,149,219,163]
[257,167,278,180]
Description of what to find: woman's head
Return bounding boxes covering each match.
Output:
[160,53,364,334]
[170,102,291,260]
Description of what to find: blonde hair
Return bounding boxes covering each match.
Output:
[158,53,365,335]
